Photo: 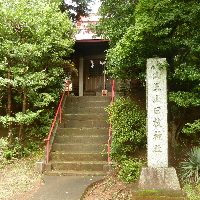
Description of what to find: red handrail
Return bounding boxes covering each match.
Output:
[108,80,115,163]
[44,80,70,163]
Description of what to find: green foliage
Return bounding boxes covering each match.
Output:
[0,110,43,126]
[118,158,145,183]
[180,146,200,184]
[169,92,200,108]
[0,137,25,159]
[106,97,146,161]
[0,137,42,160]
[98,0,136,47]
[184,184,200,200]
[99,0,200,144]
[182,119,200,137]
[61,0,94,21]
[0,0,76,157]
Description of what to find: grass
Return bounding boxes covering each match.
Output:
[184,184,200,200]
[0,149,44,200]
[135,191,186,199]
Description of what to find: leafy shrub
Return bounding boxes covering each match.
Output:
[1,137,27,159]
[0,138,8,160]
[180,146,200,184]
[0,108,52,160]
[0,137,42,160]
[184,184,200,200]
[118,158,145,183]
[106,97,146,161]
[182,119,200,142]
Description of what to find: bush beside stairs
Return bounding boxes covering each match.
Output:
[44,96,110,176]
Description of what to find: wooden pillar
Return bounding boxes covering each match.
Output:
[79,57,84,96]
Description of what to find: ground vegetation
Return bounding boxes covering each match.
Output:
[0,149,44,200]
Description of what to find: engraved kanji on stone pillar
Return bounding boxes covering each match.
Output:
[146,58,168,168]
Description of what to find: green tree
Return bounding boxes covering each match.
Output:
[60,0,94,21]
[0,0,76,147]
[98,0,200,146]
[97,0,137,48]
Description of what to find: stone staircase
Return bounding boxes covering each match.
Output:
[45,96,110,176]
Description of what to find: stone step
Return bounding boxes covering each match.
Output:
[84,91,96,96]
[51,161,108,171]
[52,143,106,153]
[47,96,110,177]
[56,128,108,136]
[50,152,107,162]
[54,135,108,144]
[44,170,107,176]
[59,120,108,128]
[63,107,107,114]
[65,96,110,103]
[64,100,110,108]
[63,114,107,121]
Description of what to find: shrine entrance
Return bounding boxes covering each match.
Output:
[84,59,112,95]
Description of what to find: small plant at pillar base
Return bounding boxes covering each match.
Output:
[118,158,145,183]
[184,183,200,200]
[180,146,200,184]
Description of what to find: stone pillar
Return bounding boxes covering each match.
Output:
[79,57,84,96]
[146,58,168,167]
[139,58,180,191]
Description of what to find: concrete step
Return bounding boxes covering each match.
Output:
[52,143,106,153]
[64,100,110,108]
[56,128,108,136]
[84,91,96,96]
[50,152,107,162]
[65,96,110,103]
[64,107,107,114]
[44,170,107,176]
[59,120,108,128]
[51,161,108,171]
[54,135,108,144]
[47,96,110,177]
[63,114,107,121]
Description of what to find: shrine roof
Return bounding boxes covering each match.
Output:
[74,15,104,41]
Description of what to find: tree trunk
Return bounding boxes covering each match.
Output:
[19,88,27,140]
[168,121,178,147]
[18,35,28,140]
[7,62,13,145]
[169,119,186,148]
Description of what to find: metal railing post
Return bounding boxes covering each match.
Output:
[108,80,115,164]
[67,80,70,97]
[44,81,69,164]
[46,140,50,163]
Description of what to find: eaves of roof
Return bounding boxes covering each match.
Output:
[75,39,109,43]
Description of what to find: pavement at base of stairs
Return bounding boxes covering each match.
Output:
[28,175,104,200]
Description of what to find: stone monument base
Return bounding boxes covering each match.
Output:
[138,167,181,191]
